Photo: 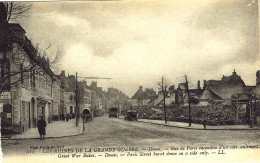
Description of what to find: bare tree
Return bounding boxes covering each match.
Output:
[184,74,192,126]
[0,36,64,94]
[0,2,63,104]
[4,2,33,22]
[158,76,168,124]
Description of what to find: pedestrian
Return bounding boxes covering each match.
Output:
[65,114,69,122]
[37,116,47,139]
[62,113,65,121]
[203,119,207,130]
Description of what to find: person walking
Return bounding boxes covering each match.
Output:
[203,119,207,130]
[65,114,69,122]
[37,116,47,139]
[62,113,65,121]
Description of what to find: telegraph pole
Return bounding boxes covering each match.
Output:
[75,72,79,127]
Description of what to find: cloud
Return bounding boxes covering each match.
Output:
[16,0,259,96]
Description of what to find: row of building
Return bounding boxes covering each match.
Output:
[0,4,129,134]
[131,70,260,107]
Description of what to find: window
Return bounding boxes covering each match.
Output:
[0,57,10,82]
[22,101,26,120]
[0,59,4,79]
[26,71,29,87]
[6,60,10,83]
[45,77,48,89]
[69,94,74,101]
[32,70,36,88]
[29,69,35,88]
[20,64,24,84]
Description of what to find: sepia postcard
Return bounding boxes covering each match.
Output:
[0,0,260,162]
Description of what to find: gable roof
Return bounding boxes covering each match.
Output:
[200,89,223,100]
[231,93,250,101]
[132,88,156,100]
[189,89,204,98]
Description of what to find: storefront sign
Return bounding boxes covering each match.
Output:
[1,92,11,100]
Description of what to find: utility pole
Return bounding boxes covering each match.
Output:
[185,75,191,127]
[75,72,79,127]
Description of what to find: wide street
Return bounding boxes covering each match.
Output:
[2,116,260,156]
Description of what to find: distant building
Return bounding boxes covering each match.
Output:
[90,81,106,115]
[52,76,63,120]
[147,85,176,107]
[131,86,157,107]
[200,70,245,102]
[58,71,76,115]
[78,80,92,115]
[107,87,129,108]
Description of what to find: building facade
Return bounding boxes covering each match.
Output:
[0,22,60,133]
[79,80,92,115]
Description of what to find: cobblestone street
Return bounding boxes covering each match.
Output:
[2,116,260,156]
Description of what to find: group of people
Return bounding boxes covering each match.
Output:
[59,113,75,122]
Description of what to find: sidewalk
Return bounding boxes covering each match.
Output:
[137,119,260,130]
[8,119,83,140]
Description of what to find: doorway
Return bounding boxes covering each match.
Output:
[28,102,31,128]
[70,106,73,114]
[31,98,36,127]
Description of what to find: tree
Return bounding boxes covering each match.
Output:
[4,2,33,22]
[0,3,63,95]
[0,38,63,94]
[158,76,168,124]
[185,74,192,126]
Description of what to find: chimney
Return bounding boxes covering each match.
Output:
[169,85,175,92]
[91,81,97,88]
[233,69,236,75]
[203,80,206,89]
[139,86,143,91]
[108,88,112,92]
[197,80,201,89]
[61,70,65,76]
[83,80,87,87]
[257,70,260,85]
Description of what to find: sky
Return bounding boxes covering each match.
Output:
[14,0,260,97]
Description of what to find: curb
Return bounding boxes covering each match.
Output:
[2,131,84,140]
[136,119,260,131]
[2,120,85,140]
[1,137,11,140]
